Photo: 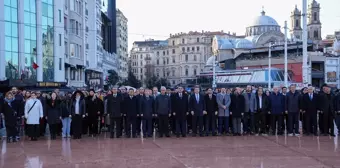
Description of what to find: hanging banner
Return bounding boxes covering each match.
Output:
[324,57,339,88]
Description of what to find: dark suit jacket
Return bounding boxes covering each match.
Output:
[204,94,218,115]
[256,95,269,113]
[107,94,124,118]
[141,97,154,118]
[123,96,139,117]
[303,93,318,115]
[189,94,206,116]
[173,92,189,119]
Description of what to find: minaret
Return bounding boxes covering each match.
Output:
[290,5,302,41]
[307,0,322,42]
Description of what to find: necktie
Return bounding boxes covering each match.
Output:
[113,94,116,98]
[310,94,312,100]
[179,93,182,98]
[196,94,199,103]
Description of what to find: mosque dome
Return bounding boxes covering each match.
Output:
[235,39,253,49]
[250,10,279,27]
[219,39,234,50]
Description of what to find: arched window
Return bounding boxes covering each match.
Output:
[313,12,317,21]
[295,19,299,27]
[314,30,318,38]
[182,39,185,44]
[172,40,175,46]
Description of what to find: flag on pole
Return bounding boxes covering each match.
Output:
[32,62,39,70]
[8,62,17,71]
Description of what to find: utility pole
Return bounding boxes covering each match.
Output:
[284,21,288,87]
[302,0,309,86]
[268,43,272,90]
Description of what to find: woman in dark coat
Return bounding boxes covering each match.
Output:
[46,92,61,140]
[1,92,20,142]
[70,90,86,139]
[86,89,103,137]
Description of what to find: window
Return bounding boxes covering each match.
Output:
[76,21,79,35]
[70,0,75,11]
[172,57,175,63]
[172,40,175,46]
[167,50,169,55]
[313,12,317,21]
[192,47,195,51]
[193,69,197,76]
[58,10,61,22]
[157,51,159,56]
[314,30,318,38]
[156,73,159,77]
[187,47,190,52]
[167,58,169,64]
[140,61,143,66]
[59,34,61,46]
[163,51,165,56]
[172,70,175,76]
[157,59,159,65]
[194,55,197,61]
[172,49,175,54]
[196,46,200,51]
[185,55,188,61]
[182,39,185,44]
[59,58,62,70]
[65,41,68,57]
[197,38,200,42]
[70,19,75,33]
[64,17,67,33]
[70,43,75,57]
[295,19,299,27]
[140,68,143,73]
[185,69,188,76]
[182,47,185,52]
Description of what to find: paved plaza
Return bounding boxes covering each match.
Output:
[1,134,339,168]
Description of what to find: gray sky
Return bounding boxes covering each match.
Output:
[116,0,340,49]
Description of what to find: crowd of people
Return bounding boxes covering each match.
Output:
[0,84,340,143]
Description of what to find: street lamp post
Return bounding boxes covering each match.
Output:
[302,0,309,86]
[284,21,288,88]
[268,43,272,90]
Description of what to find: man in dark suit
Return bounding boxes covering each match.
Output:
[302,86,318,136]
[106,86,124,138]
[140,89,154,137]
[318,85,335,136]
[173,86,189,138]
[136,87,145,136]
[123,88,139,138]
[189,87,206,137]
[204,88,218,136]
[255,88,269,135]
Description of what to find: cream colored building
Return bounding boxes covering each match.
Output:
[116,9,128,79]
[130,31,237,86]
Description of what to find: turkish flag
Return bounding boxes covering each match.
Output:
[32,62,39,70]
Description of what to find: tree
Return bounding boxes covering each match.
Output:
[106,70,119,86]
[144,75,159,89]
[158,77,170,88]
[119,70,141,88]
